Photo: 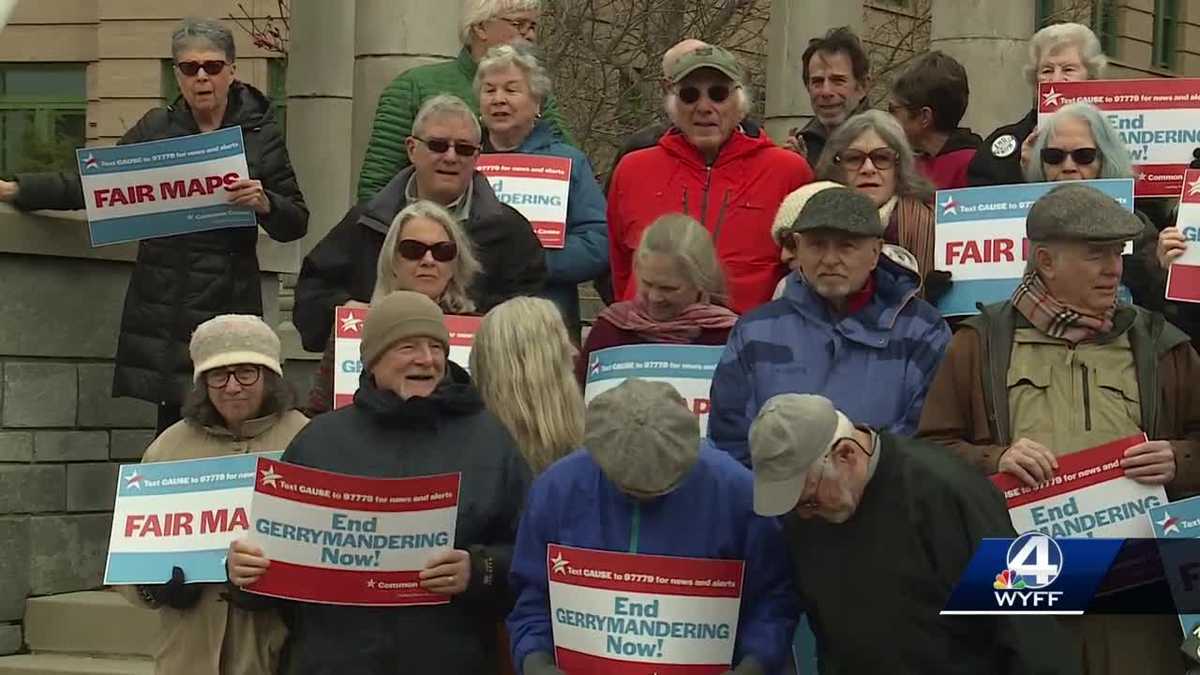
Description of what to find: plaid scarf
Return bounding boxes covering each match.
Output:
[1011,271,1115,344]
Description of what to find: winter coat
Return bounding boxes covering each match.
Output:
[883,196,937,286]
[967,108,1037,187]
[275,364,532,674]
[355,48,571,202]
[116,409,309,675]
[507,443,798,674]
[12,81,308,405]
[709,256,951,466]
[915,127,981,190]
[293,168,546,352]
[607,122,814,314]
[484,120,608,333]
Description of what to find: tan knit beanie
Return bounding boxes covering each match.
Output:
[361,291,450,368]
[190,314,282,382]
[771,180,842,244]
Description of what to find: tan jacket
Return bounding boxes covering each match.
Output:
[116,410,309,675]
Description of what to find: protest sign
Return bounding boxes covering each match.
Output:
[1037,78,1200,197]
[77,126,257,246]
[547,544,743,674]
[934,179,1134,316]
[246,458,460,605]
[105,451,281,585]
[1148,494,1200,636]
[583,344,722,434]
[1166,169,1200,303]
[476,153,571,248]
[333,305,480,409]
[991,434,1165,538]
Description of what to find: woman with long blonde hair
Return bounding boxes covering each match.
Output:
[470,297,584,474]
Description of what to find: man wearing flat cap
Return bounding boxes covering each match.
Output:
[507,379,797,675]
[918,183,1200,673]
[750,392,1076,674]
[708,186,950,467]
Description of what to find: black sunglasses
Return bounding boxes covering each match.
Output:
[1041,147,1098,166]
[834,148,898,172]
[677,84,734,105]
[396,239,458,262]
[414,137,480,157]
[176,60,228,77]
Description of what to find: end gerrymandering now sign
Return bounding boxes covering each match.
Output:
[583,344,721,434]
[78,126,257,246]
[477,153,571,249]
[1167,169,1200,304]
[547,544,744,674]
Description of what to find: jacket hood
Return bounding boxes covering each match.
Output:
[168,80,276,132]
[353,360,482,427]
[358,168,506,235]
[782,254,921,343]
[939,127,983,155]
[657,122,778,169]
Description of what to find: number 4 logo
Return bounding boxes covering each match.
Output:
[1006,533,1063,589]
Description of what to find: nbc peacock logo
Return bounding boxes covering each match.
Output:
[993,569,1027,590]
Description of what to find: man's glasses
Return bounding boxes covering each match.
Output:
[414,137,480,157]
[176,60,228,77]
[1041,147,1098,166]
[834,148,898,172]
[397,239,458,262]
[794,436,873,510]
[204,365,261,389]
[497,17,538,34]
[677,84,735,105]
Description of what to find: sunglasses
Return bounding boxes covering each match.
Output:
[677,84,735,105]
[834,148,898,172]
[497,17,538,34]
[1041,147,1098,166]
[204,365,261,389]
[396,239,458,262]
[414,137,480,157]
[176,60,228,77]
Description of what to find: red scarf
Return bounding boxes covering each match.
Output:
[598,299,739,343]
[844,274,876,315]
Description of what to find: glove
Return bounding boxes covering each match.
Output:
[139,566,204,610]
[924,269,953,305]
[522,651,565,675]
[722,656,766,675]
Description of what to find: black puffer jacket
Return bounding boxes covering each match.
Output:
[966,108,1037,187]
[13,81,308,405]
[277,363,532,674]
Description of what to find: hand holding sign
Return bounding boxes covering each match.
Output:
[226,178,271,215]
[0,179,15,203]
[227,538,270,588]
[1159,227,1189,269]
[998,437,1059,487]
[419,548,470,595]
[1120,440,1176,484]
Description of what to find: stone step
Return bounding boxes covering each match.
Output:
[0,654,153,675]
[23,592,160,658]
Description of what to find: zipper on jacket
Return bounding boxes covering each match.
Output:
[1081,364,1092,431]
[700,165,713,227]
[628,503,641,554]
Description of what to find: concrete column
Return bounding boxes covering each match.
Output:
[931,0,1034,136]
[763,0,865,144]
[351,0,464,192]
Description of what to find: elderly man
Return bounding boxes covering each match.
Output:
[708,187,949,466]
[608,45,813,313]
[918,183,1200,674]
[749,393,1076,674]
[227,291,531,674]
[294,94,545,354]
[508,379,797,675]
[788,27,872,166]
[356,0,571,201]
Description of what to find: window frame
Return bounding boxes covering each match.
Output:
[1152,0,1179,71]
[0,62,88,175]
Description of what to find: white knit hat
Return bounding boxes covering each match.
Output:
[189,314,283,382]
[770,180,842,245]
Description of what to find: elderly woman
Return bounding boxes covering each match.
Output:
[969,22,1106,186]
[608,45,813,313]
[475,45,607,338]
[0,18,307,434]
[118,314,308,675]
[305,200,481,414]
[356,0,572,200]
[578,213,738,385]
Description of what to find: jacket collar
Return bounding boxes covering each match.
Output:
[359,167,498,234]
[657,123,775,169]
[166,80,274,132]
[353,361,483,428]
[455,47,477,78]
[201,412,285,441]
[932,127,983,157]
[481,118,556,154]
[782,255,921,347]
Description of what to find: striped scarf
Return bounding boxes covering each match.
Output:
[1011,271,1115,344]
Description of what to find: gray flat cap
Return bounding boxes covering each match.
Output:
[791,187,884,237]
[749,393,854,517]
[1027,183,1143,243]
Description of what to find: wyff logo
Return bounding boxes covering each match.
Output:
[993,533,1065,609]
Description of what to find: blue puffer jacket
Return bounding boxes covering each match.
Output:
[709,256,951,466]
[507,443,798,674]
[509,121,608,330]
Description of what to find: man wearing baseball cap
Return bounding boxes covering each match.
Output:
[750,393,1075,673]
[919,184,1200,670]
[709,186,949,467]
[508,379,797,675]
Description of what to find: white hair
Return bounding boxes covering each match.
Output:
[412,94,482,142]
[459,0,541,46]
[474,44,552,103]
[1025,22,1108,85]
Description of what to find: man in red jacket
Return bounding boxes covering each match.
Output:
[607,45,814,314]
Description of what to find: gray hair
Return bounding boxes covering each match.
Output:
[459,0,541,46]
[171,18,236,62]
[634,213,729,306]
[412,94,482,142]
[1023,102,1133,182]
[1025,22,1107,85]
[815,110,935,203]
[373,200,482,314]
[474,45,553,103]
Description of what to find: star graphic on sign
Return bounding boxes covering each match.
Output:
[1158,512,1181,535]
[1188,176,1200,197]
[340,313,363,333]
[940,195,958,215]
[260,464,282,488]
[366,579,376,588]
[551,552,569,575]
[124,470,143,490]
[1042,87,1063,108]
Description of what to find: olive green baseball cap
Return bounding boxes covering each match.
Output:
[666,45,743,84]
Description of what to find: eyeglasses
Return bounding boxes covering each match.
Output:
[413,137,480,157]
[176,60,228,77]
[204,365,261,389]
[497,17,538,34]
[1041,147,1098,166]
[397,239,458,262]
[834,148,898,172]
[794,435,873,510]
[677,84,736,105]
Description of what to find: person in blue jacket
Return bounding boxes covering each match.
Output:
[508,378,798,675]
[476,44,608,339]
[709,187,950,467]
